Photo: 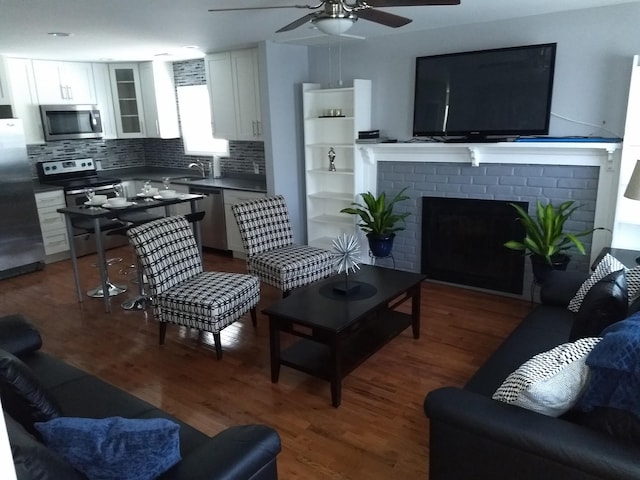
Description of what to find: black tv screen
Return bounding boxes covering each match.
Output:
[413,43,557,139]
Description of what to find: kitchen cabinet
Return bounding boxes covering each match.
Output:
[91,63,117,139]
[223,189,266,256]
[206,48,262,141]
[109,64,145,138]
[32,60,96,104]
[302,80,374,259]
[139,61,179,139]
[4,58,44,144]
[0,56,10,104]
[35,190,70,260]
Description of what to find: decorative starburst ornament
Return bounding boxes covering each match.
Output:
[331,233,360,275]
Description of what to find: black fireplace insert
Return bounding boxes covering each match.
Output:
[421,197,527,294]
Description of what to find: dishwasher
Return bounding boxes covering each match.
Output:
[189,188,227,250]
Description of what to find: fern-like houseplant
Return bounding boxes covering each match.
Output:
[504,200,598,282]
[340,188,410,257]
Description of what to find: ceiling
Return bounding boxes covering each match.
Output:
[0,0,637,62]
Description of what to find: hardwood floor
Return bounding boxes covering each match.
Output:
[0,247,530,479]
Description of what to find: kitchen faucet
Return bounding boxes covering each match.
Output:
[188,161,206,178]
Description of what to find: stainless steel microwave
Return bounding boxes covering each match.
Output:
[39,104,103,141]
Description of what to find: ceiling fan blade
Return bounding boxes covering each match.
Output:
[356,9,412,28]
[276,12,320,32]
[208,5,315,13]
[363,0,460,6]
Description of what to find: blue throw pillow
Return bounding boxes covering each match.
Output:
[34,417,181,480]
[576,313,640,416]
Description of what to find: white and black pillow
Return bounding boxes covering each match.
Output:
[568,254,625,313]
[492,337,601,417]
[625,265,640,304]
[569,269,628,341]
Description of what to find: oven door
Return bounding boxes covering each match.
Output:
[65,185,127,257]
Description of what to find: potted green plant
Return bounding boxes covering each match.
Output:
[504,200,599,283]
[340,188,410,258]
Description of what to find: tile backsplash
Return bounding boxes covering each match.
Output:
[27,58,265,177]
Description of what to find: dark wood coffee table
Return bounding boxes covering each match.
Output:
[263,265,427,407]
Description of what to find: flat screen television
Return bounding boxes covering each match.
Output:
[412,43,557,141]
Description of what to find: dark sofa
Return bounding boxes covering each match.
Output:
[1,314,281,480]
[424,271,640,480]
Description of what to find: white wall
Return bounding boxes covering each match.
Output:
[307,3,640,141]
[260,41,309,243]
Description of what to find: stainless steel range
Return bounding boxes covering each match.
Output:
[37,159,128,257]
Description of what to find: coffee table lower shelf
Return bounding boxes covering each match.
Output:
[275,310,414,405]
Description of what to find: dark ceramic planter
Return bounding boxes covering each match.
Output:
[530,253,570,284]
[367,233,395,258]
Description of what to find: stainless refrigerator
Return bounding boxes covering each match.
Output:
[0,119,44,279]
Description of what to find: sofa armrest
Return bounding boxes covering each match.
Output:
[160,425,281,480]
[0,314,42,356]
[540,270,587,307]
[425,387,640,480]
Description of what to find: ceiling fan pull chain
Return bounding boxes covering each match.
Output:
[338,34,343,87]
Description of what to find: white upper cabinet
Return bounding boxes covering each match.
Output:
[139,61,180,139]
[0,57,11,104]
[206,48,262,141]
[33,60,96,104]
[91,63,117,140]
[108,63,145,138]
[4,58,44,144]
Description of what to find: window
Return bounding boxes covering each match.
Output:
[176,85,228,156]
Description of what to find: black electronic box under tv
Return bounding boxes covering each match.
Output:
[412,43,557,141]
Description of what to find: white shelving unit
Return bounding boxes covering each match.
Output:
[302,79,375,259]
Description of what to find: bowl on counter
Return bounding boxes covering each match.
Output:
[87,194,108,205]
[158,189,177,199]
[107,197,128,206]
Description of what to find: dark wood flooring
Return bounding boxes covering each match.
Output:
[0,247,530,479]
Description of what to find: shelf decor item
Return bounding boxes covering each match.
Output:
[331,233,361,295]
[340,187,410,258]
[504,200,602,283]
[328,147,336,171]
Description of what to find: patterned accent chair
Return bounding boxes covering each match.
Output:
[127,215,260,359]
[231,195,333,296]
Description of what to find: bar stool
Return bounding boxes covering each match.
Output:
[71,217,129,298]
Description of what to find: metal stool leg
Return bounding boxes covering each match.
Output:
[121,256,152,310]
[86,257,128,298]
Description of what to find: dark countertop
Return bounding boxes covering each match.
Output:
[105,167,267,193]
[33,167,267,194]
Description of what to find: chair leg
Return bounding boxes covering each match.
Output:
[213,333,222,360]
[250,307,257,328]
[159,323,167,345]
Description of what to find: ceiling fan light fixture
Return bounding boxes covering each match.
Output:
[313,16,357,35]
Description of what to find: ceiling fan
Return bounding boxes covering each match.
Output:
[208,0,460,36]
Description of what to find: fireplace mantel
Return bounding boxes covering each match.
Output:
[358,141,621,170]
[363,141,623,267]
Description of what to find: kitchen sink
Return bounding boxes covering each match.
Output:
[170,176,205,182]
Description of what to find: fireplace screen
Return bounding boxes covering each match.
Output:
[421,197,527,294]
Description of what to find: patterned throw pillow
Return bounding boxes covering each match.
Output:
[569,269,628,341]
[492,337,601,417]
[625,265,640,304]
[568,254,625,312]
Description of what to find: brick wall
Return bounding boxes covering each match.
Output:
[377,161,599,284]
